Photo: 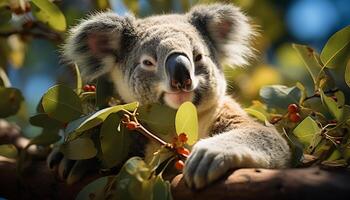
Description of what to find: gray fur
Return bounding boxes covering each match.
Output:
[64,3,291,189]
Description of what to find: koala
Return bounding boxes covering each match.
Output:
[62,3,291,189]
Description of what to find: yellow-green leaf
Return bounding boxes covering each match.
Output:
[31,0,66,31]
[74,64,82,95]
[65,102,138,140]
[346,59,350,88]
[320,25,350,68]
[320,89,343,121]
[60,137,97,160]
[293,117,321,148]
[42,85,83,123]
[0,144,17,158]
[175,102,198,145]
[293,44,324,85]
[99,113,131,168]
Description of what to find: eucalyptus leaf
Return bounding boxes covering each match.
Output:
[293,117,321,148]
[42,85,83,123]
[30,128,61,146]
[293,44,324,85]
[0,68,11,87]
[175,102,198,145]
[153,175,171,200]
[60,137,97,160]
[100,113,131,168]
[138,104,176,135]
[259,85,300,109]
[74,64,82,95]
[0,144,17,158]
[76,176,110,200]
[346,59,350,88]
[244,108,268,122]
[29,113,63,128]
[65,102,138,140]
[320,89,343,121]
[31,0,66,31]
[320,26,350,68]
[0,87,24,118]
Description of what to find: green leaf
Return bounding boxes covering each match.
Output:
[65,102,138,140]
[76,176,110,200]
[0,144,17,158]
[138,104,176,135]
[296,82,307,104]
[326,149,342,161]
[100,113,131,168]
[0,68,11,87]
[320,89,343,121]
[0,7,11,25]
[60,137,97,160]
[31,0,66,31]
[175,102,198,145]
[244,100,270,123]
[153,175,171,200]
[29,113,63,128]
[30,128,61,146]
[42,85,83,123]
[346,59,350,88]
[293,117,321,148]
[74,64,82,95]
[244,108,268,122]
[320,26,350,68]
[259,85,300,109]
[0,87,24,118]
[293,44,324,85]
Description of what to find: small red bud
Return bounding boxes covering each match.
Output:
[83,85,91,92]
[178,133,188,143]
[288,104,299,113]
[126,121,138,130]
[176,147,190,156]
[174,160,185,170]
[289,113,301,123]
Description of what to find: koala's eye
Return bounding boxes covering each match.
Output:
[195,54,203,62]
[142,60,153,66]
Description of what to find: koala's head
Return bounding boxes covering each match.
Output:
[64,4,255,112]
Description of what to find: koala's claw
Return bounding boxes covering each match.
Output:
[184,142,230,190]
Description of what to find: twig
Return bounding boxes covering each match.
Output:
[304,88,339,101]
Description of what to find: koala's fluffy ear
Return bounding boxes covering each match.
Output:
[63,12,136,80]
[188,4,256,66]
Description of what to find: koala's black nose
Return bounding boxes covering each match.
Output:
[165,53,193,91]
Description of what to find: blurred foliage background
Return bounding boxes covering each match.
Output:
[1,0,350,137]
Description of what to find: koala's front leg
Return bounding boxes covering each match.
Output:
[184,125,291,189]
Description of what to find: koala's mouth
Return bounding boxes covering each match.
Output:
[163,91,194,109]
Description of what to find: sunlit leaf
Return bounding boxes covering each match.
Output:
[175,102,198,145]
[244,108,268,122]
[0,87,24,118]
[346,59,350,88]
[259,85,300,109]
[65,102,138,140]
[0,144,17,158]
[29,128,61,146]
[320,26,350,68]
[42,85,83,123]
[320,89,343,121]
[60,137,97,160]
[0,67,11,87]
[293,117,321,148]
[74,64,82,95]
[31,0,66,31]
[100,113,131,168]
[76,176,110,200]
[138,104,176,135]
[29,113,63,128]
[293,44,324,85]
[296,82,307,104]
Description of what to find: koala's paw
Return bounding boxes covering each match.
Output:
[183,138,234,190]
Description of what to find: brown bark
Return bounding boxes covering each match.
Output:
[1,159,350,200]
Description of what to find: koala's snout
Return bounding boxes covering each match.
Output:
[165,53,193,91]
